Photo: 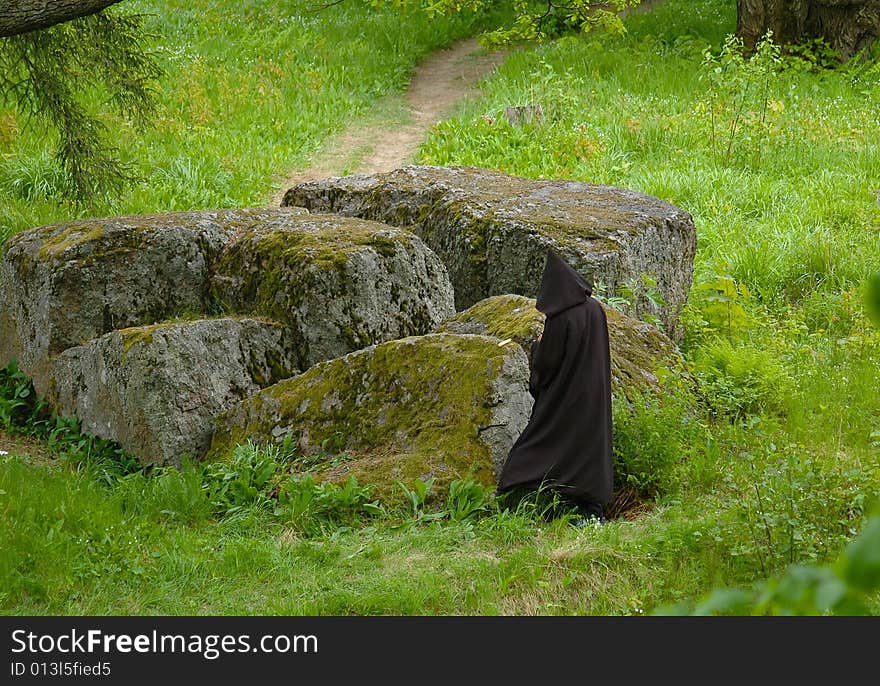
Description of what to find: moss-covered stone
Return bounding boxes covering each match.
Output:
[437,294,544,348]
[602,305,688,397]
[212,214,455,370]
[208,333,531,498]
[284,165,696,340]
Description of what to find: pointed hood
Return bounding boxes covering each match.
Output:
[535,249,592,316]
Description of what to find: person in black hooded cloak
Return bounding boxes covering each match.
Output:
[498,249,614,523]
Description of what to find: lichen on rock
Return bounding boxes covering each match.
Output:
[437,294,544,349]
[283,165,696,340]
[208,333,532,498]
[212,213,456,369]
[0,207,308,395]
[49,317,300,467]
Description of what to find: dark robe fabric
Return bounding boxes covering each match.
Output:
[497,249,614,507]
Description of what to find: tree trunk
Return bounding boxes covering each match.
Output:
[0,0,123,37]
[736,0,880,60]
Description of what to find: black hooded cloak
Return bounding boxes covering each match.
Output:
[498,249,614,507]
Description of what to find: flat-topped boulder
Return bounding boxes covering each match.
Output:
[0,207,308,395]
[212,214,455,368]
[283,165,695,339]
[50,317,299,467]
[436,294,686,398]
[208,333,532,497]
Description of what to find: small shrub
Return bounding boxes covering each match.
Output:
[0,360,48,431]
[444,479,491,521]
[683,270,754,347]
[783,38,840,72]
[612,391,689,499]
[690,338,792,419]
[714,442,870,576]
[277,474,378,534]
[657,505,880,615]
[202,441,277,515]
[396,477,440,522]
[700,32,782,167]
[115,460,212,524]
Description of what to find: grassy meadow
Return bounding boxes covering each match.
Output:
[1,0,879,615]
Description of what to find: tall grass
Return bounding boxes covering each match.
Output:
[420,0,879,298]
[3,452,827,615]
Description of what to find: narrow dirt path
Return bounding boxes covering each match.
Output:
[269,38,506,204]
[269,1,667,204]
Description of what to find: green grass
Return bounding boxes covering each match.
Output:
[0,0,493,244]
[420,0,880,303]
[1,0,879,615]
[2,446,874,614]
[0,453,814,615]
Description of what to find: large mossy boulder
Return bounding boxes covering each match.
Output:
[212,214,455,368]
[436,294,686,399]
[50,318,299,466]
[283,165,696,340]
[208,333,531,496]
[0,207,307,395]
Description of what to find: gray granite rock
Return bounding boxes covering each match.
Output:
[208,333,531,497]
[0,207,308,394]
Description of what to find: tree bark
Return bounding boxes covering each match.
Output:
[0,0,124,37]
[737,0,880,60]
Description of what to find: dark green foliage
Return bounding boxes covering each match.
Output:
[202,441,279,515]
[278,474,380,535]
[113,460,213,524]
[418,0,638,46]
[716,442,870,574]
[0,8,160,203]
[396,477,438,521]
[683,270,754,345]
[690,339,792,420]
[445,479,491,521]
[0,359,42,431]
